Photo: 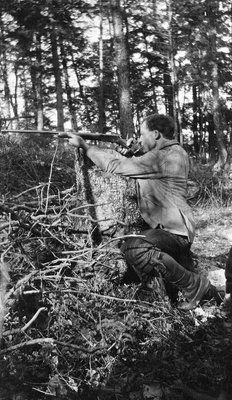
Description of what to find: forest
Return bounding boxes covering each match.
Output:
[0,0,232,399]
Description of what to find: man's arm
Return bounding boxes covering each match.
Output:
[67,133,164,178]
[87,146,164,178]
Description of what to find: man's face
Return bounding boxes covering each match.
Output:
[140,121,158,152]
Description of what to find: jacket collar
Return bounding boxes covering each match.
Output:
[158,138,179,150]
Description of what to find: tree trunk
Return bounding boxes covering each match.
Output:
[60,39,78,130]
[70,52,92,126]
[192,85,200,154]
[163,67,174,117]
[21,69,30,127]
[211,60,227,169]
[0,21,12,126]
[197,88,203,145]
[110,0,134,139]
[30,33,44,130]
[35,34,44,130]
[50,29,64,131]
[208,113,217,163]
[98,0,106,133]
[143,28,158,113]
[166,0,179,137]
[224,131,232,176]
[12,65,19,127]
[152,0,158,16]
[176,90,183,145]
[207,0,227,170]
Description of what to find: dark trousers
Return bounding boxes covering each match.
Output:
[121,228,211,309]
[225,247,232,294]
[121,228,192,280]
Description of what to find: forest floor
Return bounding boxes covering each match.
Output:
[0,137,232,400]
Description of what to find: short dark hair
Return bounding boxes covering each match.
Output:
[143,114,175,139]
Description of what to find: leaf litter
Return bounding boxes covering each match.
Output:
[0,138,232,400]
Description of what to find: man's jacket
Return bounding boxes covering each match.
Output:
[86,139,195,243]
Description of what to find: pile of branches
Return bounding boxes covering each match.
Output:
[0,137,232,400]
[0,184,181,398]
[0,186,231,400]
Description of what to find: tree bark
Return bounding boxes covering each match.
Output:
[50,29,64,131]
[163,67,174,117]
[166,0,180,139]
[110,0,134,139]
[208,113,217,163]
[12,65,19,127]
[0,21,12,126]
[142,28,158,113]
[207,0,227,170]
[30,33,44,130]
[192,85,200,154]
[70,52,92,126]
[98,0,106,133]
[211,59,227,169]
[35,34,44,130]
[60,38,78,130]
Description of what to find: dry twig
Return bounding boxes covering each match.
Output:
[0,338,106,356]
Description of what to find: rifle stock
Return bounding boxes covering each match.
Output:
[0,129,129,149]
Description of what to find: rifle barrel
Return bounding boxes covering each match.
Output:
[0,130,129,149]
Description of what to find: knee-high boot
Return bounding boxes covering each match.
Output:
[154,252,211,310]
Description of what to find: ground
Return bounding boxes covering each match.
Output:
[1,205,232,400]
[1,139,232,400]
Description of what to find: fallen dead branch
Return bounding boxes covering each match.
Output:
[0,262,9,341]
[3,307,46,337]
[0,337,106,356]
[5,270,38,303]
[0,221,19,231]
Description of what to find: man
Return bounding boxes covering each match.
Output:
[67,113,218,311]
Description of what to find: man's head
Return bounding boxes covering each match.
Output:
[140,114,175,152]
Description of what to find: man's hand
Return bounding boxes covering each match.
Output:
[68,135,89,150]
[115,136,144,157]
[58,132,89,151]
[115,137,135,157]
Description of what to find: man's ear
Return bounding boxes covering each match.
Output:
[154,130,161,139]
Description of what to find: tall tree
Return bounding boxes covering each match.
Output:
[0,18,13,126]
[98,0,106,132]
[30,33,44,130]
[110,0,134,138]
[50,28,64,131]
[60,38,78,130]
[206,0,227,169]
[0,0,231,145]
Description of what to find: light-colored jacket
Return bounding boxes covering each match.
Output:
[87,139,195,243]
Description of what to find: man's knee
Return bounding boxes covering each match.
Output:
[121,238,164,279]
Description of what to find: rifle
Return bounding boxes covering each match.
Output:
[0,129,130,150]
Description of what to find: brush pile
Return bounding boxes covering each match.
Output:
[0,136,232,400]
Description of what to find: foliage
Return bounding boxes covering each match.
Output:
[0,0,231,156]
[0,136,75,194]
[188,162,232,208]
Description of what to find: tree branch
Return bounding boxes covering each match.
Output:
[0,338,106,356]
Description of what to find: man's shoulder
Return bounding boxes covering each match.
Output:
[167,143,188,155]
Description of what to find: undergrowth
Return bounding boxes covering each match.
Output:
[1,136,232,400]
[189,162,232,208]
